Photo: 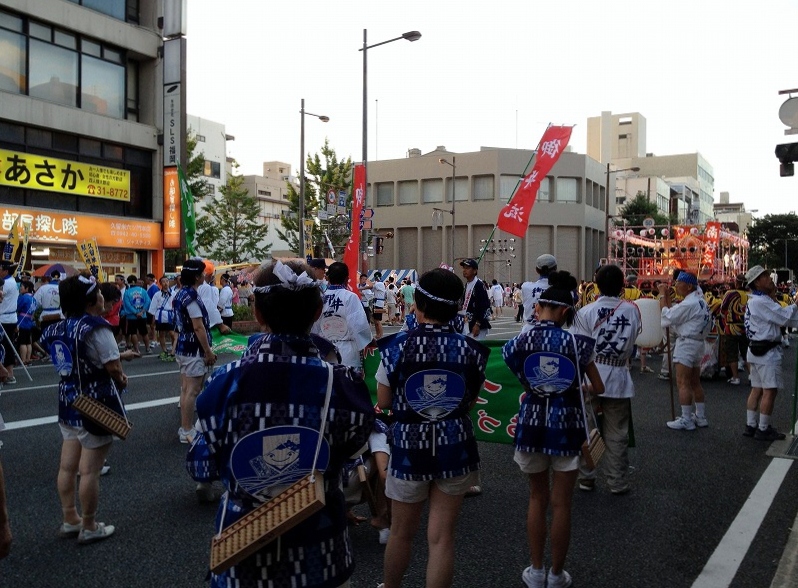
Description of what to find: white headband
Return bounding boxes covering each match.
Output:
[252,261,319,294]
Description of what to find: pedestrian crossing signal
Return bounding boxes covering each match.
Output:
[376,237,384,254]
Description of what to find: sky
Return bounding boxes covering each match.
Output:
[186,0,798,217]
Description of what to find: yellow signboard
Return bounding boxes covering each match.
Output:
[0,148,131,202]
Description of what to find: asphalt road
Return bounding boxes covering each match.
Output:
[1,316,797,588]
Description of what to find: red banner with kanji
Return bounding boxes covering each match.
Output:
[702,221,721,271]
[496,125,573,238]
[343,163,365,291]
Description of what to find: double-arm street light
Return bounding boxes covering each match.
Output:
[438,156,456,266]
[299,98,329,259]
[359,29,421,270]
[604,163,641,256]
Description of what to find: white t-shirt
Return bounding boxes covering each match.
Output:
[85,326,121,368]
[34,282,63,319]
[197,283,222,327]
[0,276,18,323]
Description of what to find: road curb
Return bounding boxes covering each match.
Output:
[770,508,798,588]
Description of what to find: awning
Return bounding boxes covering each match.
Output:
[368,268,417,284]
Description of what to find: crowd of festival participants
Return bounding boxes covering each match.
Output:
[0,251,796,588]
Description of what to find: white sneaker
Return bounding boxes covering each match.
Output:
[178,427,196,444]
[547,569,573,588]
[692,414,709,428]
[522,565,546,588]
[667,416,696,431]
[78,522,115,544]
[100,461,111,476]
[378,527,390,545]
[727,377,740,385]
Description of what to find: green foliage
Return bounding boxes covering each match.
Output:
[232,304,254,322]
[277,139,353,258]
[746,213,798,271]
[620,192,674,227]
[196,169,272,264]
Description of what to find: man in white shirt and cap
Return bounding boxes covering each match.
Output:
[743,265,798,441]
[521,254,557,334]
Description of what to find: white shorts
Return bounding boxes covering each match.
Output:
[514,450,580,473]
[368,431,390,456]
[59,423,113,449]
[386,470,479,503]
[673,338,703,368]
[176,354,206,377]
[749,363,783,390]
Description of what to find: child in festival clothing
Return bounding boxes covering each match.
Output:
[502,271,604,588]
[188,260,374,588]
[376,268,490,588]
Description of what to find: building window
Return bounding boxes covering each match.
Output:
[203,160,221,179]
[376,182,394,206]
[538,177,551,202]
[195,134,206,143]
[473,175,494,201]
[257,189,271,197]
[555,177,579,203]
[447,177,468,203]
[0,27,25,94]
[500,175,521,202]
[421,179,443,204]
[81,55,125,118]
[397,180,418,205]
[0,10,136,119]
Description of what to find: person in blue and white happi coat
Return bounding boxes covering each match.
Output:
[520,254,557,334]
[188,260,375,588]
[571,264,641,496]
[147,276,177,361]
[503,271,604,588]
[376,268,489,588]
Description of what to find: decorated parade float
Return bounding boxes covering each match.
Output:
[604,219,749,283]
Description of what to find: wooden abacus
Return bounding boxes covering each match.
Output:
[581,428,605,470]
[72,394,132,440]
[210,471,326,574]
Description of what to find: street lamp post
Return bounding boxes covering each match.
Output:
[604,164,641,256]
[360,29,421,272]
[299,98,329,259]
[439,156,456,266]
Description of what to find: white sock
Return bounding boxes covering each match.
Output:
[695,403,706,418]
[747,410,758,428]
[759,414,771,431]
[681,406,692,420]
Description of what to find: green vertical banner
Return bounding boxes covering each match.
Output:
[363,340,521,445]
[177,163,197,257]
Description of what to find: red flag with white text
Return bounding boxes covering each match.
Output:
[496,125,573,238]
[343,163,365,291]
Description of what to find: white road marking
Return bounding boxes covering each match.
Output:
[2,396,180,430]
[692,457,793,587]
[0,370,179,394]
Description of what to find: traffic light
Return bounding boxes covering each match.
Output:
[376,237,384,254]
[775,142,798,177]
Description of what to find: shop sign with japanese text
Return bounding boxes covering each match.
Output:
[1,207,161,250]
[0,149,131,202]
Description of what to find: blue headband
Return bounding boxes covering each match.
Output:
[676,272,697,287]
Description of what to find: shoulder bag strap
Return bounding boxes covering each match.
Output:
[310,363,335,483]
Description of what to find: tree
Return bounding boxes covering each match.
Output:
[195,167,271,264]
[164,132,213,270]
[277,139,353,258]
[619,192,673,227]
[746,213,798,271]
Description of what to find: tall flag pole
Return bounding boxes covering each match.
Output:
[177,163,197,257]
[343,163,365,291]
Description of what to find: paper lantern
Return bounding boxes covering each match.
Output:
[614,230,624,238]
[626,230,634,236]
[635,299,664,347]
[648,228,655,235]
[640,229,647,237]
[661,228,670,237]
[690,228,699,235]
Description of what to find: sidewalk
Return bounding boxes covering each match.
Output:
[770,508,798,588]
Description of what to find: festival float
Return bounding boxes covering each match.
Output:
[604,219,749,283]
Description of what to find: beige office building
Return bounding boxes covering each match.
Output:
[366,146,610,282]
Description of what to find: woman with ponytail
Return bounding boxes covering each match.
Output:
[503,270,604,588]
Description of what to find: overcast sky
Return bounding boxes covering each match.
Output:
[186,0,798,216]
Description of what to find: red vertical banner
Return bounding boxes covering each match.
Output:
[702,221,721,270]
[496,125,573,238]
[163,167,181,249]
[343,163,365,291]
